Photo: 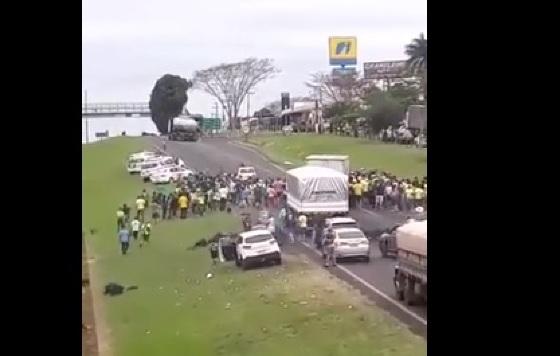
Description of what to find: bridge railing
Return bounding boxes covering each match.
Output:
[82,102,150,114]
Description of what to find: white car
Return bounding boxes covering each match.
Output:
[141,163,177,181]
[235,230,281,269]
[127,152,160,174]
[322,217,359,239]
[139,158,175,179]
[150,167,194,184]
[332,227,370,262]
[237,166,257,181]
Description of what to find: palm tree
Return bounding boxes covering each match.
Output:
[405,33,427,102]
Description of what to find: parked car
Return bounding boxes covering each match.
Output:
[150,166,194,184]
[127,151,159,174]
[332,227,370,262]
[321,217,359,240]
[235,229,281,269]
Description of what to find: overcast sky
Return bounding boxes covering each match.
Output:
[82,0,426,117]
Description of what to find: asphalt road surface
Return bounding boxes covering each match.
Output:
[149,136,427,337]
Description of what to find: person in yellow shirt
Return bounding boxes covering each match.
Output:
[353,179,363,208]
[361,177,369,207]
[414,186,425,208]
[197,193,205,216]
[178,194,189,219]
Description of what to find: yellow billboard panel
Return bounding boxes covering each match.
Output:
[329,36,357,66]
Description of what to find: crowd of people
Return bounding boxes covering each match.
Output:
[114,162,426,256]
[348,170,427,212]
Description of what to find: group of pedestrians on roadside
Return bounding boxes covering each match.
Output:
[348,170,427,212]
[116,189,153,255]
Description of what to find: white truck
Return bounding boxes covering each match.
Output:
[305,155,349,177]
[393,219,427,305]
[169,116,200,141]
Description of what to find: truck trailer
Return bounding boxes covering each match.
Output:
[393,219,427,305]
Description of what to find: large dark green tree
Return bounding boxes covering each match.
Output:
[149,74,193,133]
[362,91,405,133]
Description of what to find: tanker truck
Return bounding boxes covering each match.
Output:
[393,219,427,305]
[169,116,200,141]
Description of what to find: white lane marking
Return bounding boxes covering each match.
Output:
[300,240,427,326]
[157,140,426,326]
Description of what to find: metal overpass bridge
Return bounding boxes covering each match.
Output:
[82,102,151,117]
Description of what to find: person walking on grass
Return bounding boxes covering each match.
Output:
[140,222,152,247]
[178,193,188,219]
[130,217,140,241]
[323,228,336,267]
[122,203,130,223]
[135,195,146,221]
[116,207,125,232]
[118,226,130,255]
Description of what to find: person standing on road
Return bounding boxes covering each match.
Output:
[130,217,140,241]
[219,184,228,211]
[118,226,131,255]
[135,195,146,221]
[178,193,188,219]
[297,213,307,242]
[353,179,363,208]
[375,180,385,210]
[323,228,336,267]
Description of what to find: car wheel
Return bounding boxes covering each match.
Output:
[241,259,250,270]
[235,256,241,267]
[276,258,282,265]
[404,277,416,306]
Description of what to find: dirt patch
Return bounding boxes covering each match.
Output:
[82,237,98,356]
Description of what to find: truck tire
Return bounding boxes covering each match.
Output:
[241,259,250,270]
[395,273,405,301]
[404,277,416,306]
[379,241,388,258]
[275,258,282,265]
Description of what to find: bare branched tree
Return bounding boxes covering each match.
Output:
[192,58,280,129]
[306,71,366,105]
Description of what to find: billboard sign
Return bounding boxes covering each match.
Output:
[329,37,357,66]
[364,60,407,79]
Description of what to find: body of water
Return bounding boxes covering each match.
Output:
[82,116,158,143]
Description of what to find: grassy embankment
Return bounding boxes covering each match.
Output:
[249,134,427,178]
[82,137,426,356]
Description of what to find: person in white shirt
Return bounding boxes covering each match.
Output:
[267,216,275,236]
[130,218,141,241]
[297,213,307,242]
[218,185,228,211]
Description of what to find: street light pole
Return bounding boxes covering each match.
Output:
[246,91,254,118]
[84,90,89,144]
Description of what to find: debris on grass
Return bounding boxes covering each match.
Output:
[225,302,231,310]
[206,273,214,279]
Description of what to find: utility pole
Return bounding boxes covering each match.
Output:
[213,102,219,118]
[84,90,89,144]
[246,91,254,118]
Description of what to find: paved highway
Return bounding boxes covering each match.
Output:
[149,136,427,337]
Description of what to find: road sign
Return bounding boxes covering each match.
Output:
[364,60,407,79]
[329,37,357,66]
[202,117,221,131]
